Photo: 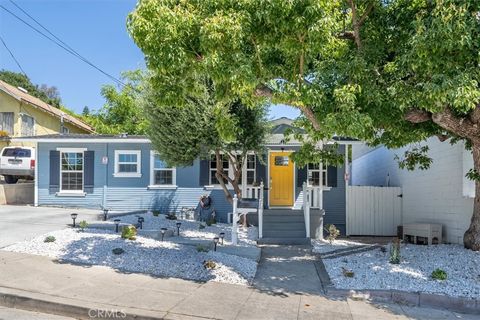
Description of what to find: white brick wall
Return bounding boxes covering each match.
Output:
[352,138,474,244]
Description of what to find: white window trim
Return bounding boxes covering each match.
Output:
[308,162,329,188]
[208,152,256,188]
[58,148,85,194]
[114,150,142,178]
[148,151,177,189]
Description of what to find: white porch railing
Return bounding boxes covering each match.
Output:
[244,186,262,199]
[302,183,325,239]
[232,182,264,244]
[308,186,323,209]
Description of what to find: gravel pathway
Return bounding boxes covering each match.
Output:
[2,227,258,285]
[323,243,480,299]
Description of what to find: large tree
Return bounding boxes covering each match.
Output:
[143,77,269,203]
[0,70,62,107]
[128,0,480,250]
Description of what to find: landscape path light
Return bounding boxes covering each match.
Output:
[138,217,144,229]
[160,227,168,241]
[213,237,219,251]
[219,232,225,245]
[114,219,121,233]
[103,208,109,221]
[70,213,78,227]
[176,222,181,236]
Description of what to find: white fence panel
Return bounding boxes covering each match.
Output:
[347,186,402,236]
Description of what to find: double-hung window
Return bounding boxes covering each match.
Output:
[114,150,141,177]
[245,154,256,185]
[60,151,84,192]
[21,114,35,136]
[308,163,327,187]
[209,154,229,185]
[150,152,176,187]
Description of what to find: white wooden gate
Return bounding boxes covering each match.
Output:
[346,186,402,236]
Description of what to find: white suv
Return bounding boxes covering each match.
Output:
[0,146,35,184]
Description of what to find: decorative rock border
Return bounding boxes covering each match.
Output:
[314,259,480,315]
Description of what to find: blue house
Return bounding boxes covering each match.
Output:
[16,118,355,241]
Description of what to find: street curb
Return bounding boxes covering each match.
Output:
[0,287,168,320]
[315,257,480,315]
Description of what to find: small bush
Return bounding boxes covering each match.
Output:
[389,238,401,264]
[121,225,137,240]
[0,130,9,137]
[206,218,216,226]
[431,268,447,280]
[78,220,88,232]
[325,224,340,244]
[166,213,177,220]
[203,260,217,269]
[112,248,125,255]
[196,245,209,252]
[152,210,160,217]
[342,267,354,278]
[198,223,206,230]
[44,235,56,243]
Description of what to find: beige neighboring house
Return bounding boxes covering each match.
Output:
[0,79,93,149]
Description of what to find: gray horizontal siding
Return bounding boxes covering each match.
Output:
[38,188,104,209]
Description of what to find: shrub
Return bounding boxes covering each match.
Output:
[166,213,177,220]
[206,218,216,226]
[121,225,137,240]
[325,224,340,244]
[342,267,354,278]
[203,260,217,269]
[112,248,125,255]
[431,268,447,280]
[152,210,160,217]
[0,130,9,137]
[198,223,206,230]
[389,238,401,264]
[196,244,209,252]
[78,220,88,232]
[44,235,56,243]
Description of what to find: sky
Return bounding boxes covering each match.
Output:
[0,0,300,120]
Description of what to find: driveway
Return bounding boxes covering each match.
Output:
[0,205,101,248]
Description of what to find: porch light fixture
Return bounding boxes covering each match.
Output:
[176,222,181,236]
[114,219,121,233]
[138,217,144,229]
[102,208,109,221]
[160,227,168,241]
[219,232,225,245]
[70,213,78,227]
[213,237,219,251]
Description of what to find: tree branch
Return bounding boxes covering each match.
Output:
[358,2,374,27]
[254,84,273,98]
[404,109,432,123]
[469,104,480,124]
[431,108,480,141]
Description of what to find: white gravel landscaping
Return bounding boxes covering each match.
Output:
[3,226,258,285]
[98,212,258,247]
[323,242,480,299]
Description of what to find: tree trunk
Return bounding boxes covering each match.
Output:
[464,143,480,251]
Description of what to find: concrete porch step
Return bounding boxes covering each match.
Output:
[263,230,306,238]
[257,237,311,245]
[263,215,305,223]
[262,222,305,230]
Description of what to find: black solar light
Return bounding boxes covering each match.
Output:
[70,213,78,227]
[213,237,219,251]
[103,208,109,221]
[138,217,144,229]
[114,219,121,233]
[176,222,181,236]
[160,227,168,241]
[219,232,225,245]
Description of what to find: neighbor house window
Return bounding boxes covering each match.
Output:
[150,152,176,186]
[0,112,14,135]
[308,163,327,186]
[20,114,35,136]
[114,150,141,177]
[60,151,84,192]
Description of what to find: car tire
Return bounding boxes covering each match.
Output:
[4,175,18,184]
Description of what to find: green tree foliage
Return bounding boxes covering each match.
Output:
[83,70,148,135]
[0,69,62,107]
[144,77,269,202]
[128,0,480,250]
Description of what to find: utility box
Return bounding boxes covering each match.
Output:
[403,223,442,245]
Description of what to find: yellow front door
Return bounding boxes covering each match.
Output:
[269,152,294,206]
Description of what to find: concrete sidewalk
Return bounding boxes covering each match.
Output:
[0,250,475,320]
